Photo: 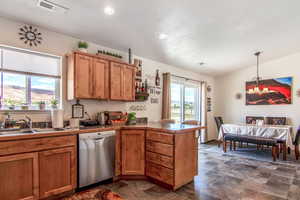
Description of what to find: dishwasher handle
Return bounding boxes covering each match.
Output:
[93,137,105,141]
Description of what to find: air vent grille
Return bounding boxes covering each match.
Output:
[39,1,54,10]
[37,0,69,13]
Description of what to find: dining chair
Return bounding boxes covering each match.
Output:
[182,120,201,149]
[266,117,287,125]
[160,119,175,123]
[182,120,200,125]
[294,126,300,160]
[214,117,224,147]
[266,117,288,156]
[246,116,265,124]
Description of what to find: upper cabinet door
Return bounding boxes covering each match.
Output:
[0,153,39,200]
[93,58,109,99]
[75,54,93,99]
[110,62,124,100]
[123,65,136,101]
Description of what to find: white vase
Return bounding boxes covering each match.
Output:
[78,48,88,53]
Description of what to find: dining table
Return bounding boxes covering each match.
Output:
[218,123,294,160]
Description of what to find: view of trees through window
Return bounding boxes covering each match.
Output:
[171,82,200,122]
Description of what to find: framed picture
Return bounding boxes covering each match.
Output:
[246,77,292,105]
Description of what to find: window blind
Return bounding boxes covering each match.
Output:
[0,46,61,78]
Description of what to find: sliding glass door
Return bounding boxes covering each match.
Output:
[171,82,183,122]
[184,86,199,121]
[171,80,200,122]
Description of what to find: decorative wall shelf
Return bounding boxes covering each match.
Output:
[135,92,149,101]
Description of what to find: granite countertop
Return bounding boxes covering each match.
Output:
[0,122,205,141]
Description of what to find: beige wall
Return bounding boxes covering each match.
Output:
[0,17,218,140]
[215,52,300,133]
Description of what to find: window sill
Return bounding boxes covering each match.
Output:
[0,109,52,113]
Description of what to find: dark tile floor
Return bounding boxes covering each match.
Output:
[102,143,300,200]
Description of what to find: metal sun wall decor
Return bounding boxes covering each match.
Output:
[19,25,42,47]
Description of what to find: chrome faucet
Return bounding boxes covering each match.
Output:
[25,115,32,129]
[18,115,32,129]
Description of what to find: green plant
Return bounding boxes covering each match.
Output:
[39,101,46,105]
[97,50,122,59]
[4,98,16,106]
[51,99,58,106]
[128,112,136,121]
[78,41,88,49]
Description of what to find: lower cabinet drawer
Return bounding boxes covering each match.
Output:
[146,162,174,185]
[0,135,77,156]
[146,151,173,169]
[146,141,173,157]
[146,131,174,144]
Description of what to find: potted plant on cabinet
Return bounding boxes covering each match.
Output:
[38,101,46,110]
[50,99,58,109]
[78,41,88,53]
[5,99,15,110]
[21,104,29,110]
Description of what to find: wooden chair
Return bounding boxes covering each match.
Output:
[182,120,201,148]
[160,119,175,123]
[266,117,288,156]
[245,116,265,149]
[266,117,287,125]
[294,126,300,160]
[182,120,200,125]
[246,116,265,124]
[214,117,224,147]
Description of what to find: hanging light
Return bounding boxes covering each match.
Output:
[253,51,265,94]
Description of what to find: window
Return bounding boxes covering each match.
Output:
[171,80,201,122]
[0,46,61,110]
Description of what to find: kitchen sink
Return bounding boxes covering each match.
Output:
[0,128,66,135]
[0,129,38,135]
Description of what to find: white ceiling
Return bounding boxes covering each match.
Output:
[1,0,300,76]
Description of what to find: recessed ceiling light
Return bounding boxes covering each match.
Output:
[158,33,168,40]
[104,6,115,15]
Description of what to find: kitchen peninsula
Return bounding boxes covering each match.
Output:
[0,122,204,200]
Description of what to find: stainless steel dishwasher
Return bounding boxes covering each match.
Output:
[79,130,115,188]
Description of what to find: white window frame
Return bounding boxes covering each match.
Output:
[0,45,62,110]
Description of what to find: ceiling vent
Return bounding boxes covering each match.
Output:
[37,0,69,13]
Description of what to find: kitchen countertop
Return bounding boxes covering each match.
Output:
[0,122,205,141]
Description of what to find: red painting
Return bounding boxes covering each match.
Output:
[246,77,292,105]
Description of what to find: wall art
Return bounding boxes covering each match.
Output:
[246,77,292,105]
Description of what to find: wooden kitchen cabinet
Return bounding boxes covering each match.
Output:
[146,130,197,190]
[93,58,109,99]
[123,65,136,100]
[68,51,136,101]
[121,130,145,175]
[110,62,136,101]
[39,147,76,199]
[110,62,124,100]
[74,54,93,99]
[67,52,109,100]
[0,152,39,200]
[116,128,198,190]
[0,135,77,200]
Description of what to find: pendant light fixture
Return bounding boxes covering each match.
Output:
[253,51,265,94]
